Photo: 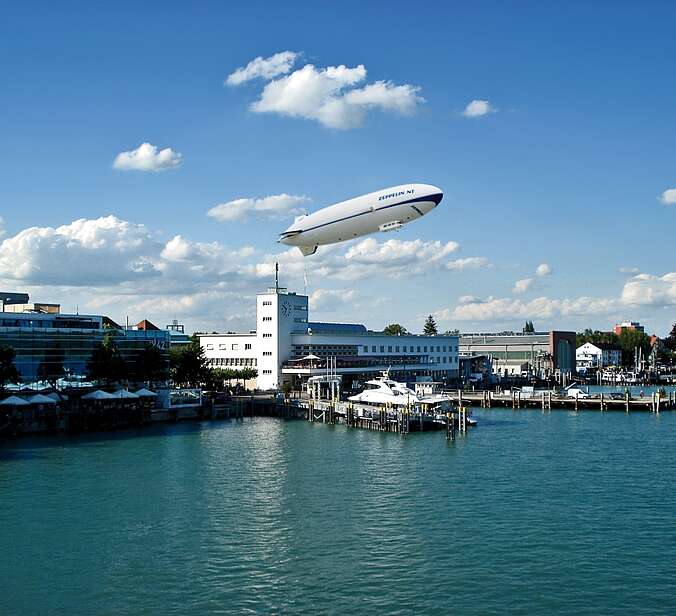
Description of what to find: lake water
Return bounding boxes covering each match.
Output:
[2,409,676,615]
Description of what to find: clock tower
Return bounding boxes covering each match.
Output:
[256,286,309,390]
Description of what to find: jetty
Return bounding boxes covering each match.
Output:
[444,389,676,413]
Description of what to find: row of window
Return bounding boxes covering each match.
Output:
[262,351,272,356]
[363,345,458,354]
[262,316,272,321]
[210,357,257,367]
[205,343,252,351]
[262,369,272,375]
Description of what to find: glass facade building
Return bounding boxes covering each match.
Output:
[0,311,170,383]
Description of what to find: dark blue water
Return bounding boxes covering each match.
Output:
[2,410,676,615]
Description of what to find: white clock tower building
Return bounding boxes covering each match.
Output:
[255,285,309,390]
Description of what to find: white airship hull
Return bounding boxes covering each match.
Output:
[279,183,443,255]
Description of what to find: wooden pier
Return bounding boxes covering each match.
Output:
[445,389,676,413]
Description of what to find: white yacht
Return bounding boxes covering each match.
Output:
[348,373,421,407]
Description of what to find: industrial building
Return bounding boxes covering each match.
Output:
[459,331,577,377]
[200,286,460,391]
[0,292,170,384]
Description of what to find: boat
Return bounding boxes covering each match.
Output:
[348,372,420,407]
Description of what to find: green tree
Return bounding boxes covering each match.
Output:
[617,329,652,368]
[36,343,65,388]
[170,340,210,388]
[444,328,460,336]
[383,323,408,336]
[133,344,169,384]
[523,321,535,333]
[423,315,438,336]
[87,334,127,385]
[664,323,676,352]
[0,346,21,394]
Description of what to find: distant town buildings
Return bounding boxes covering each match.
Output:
[576,342,622,370]
[613,321,645,335]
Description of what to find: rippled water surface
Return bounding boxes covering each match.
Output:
[2,410,676,615]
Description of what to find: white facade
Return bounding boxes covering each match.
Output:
[576,342,622,369]
[200,287,459,390]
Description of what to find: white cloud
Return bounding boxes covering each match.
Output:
[513,278,534,294]
[461,99,494,118]
[226,51,299,86]
[660,188,676,205]
[113,142,182,172]
[619,266,640,275]
[445,257,491,271]
[234,56,423,129]
[441,296,617,322]
[0,216,160,285]
[535,263,552,277]
[207,194,310,222]
[1,215,479,331]
[621,272,676,306]
[310,288,358,311]
[0,216,5,238]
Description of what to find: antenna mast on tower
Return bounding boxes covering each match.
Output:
[275,262,279,293]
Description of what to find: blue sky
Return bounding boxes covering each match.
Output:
[1,1,675,335]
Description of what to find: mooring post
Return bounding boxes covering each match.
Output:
[600,393,604,411]
[625,392,630,414]
[575,391,579,412]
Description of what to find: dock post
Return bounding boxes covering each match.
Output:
[600,393,604,411]
[517,390,521,409]
[657,393,661,414]
[511,391,515,409]
[446,412,454,441]
[541,392,545,411]
[625,392,630,414]
[575,391,579,412]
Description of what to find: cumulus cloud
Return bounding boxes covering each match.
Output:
[0,216,160,285]
[207,194,310,222]
[441,296,617,322]
[310,288,358,310]
[513,278,534,294]
[619,266,640,275]
[461,99,495,118]
[230,53,424,129]
[621,272,676,306]
[113,142,182,172]
[660,188,676,205]
[445,257,491,271]
[226,51,299,86]
[535,263,552,277]
[0,215,481,330]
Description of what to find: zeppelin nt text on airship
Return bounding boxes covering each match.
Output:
[278,183,444,256]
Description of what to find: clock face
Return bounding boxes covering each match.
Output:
[281,301,291,317]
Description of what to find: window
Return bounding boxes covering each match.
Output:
[263,333,272,338]
[436,346,440,352]
[232,344,238,350]
[380,346,384,353]
[245,343,251,350]
[395,346,400,352]
[263,351,272,356]
[206,344,214,350]
[262,369,272,374]
[263,316,272,322]
[371,345,376,353]
[417,346,421,352]
[262,301,272,306]
[363,346,368,352]
[409,346,414,352]
[388,346,392,352]
[219,344,227,350]
[443,346,447,352]
[424,346,428,352]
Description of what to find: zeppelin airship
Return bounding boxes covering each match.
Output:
[279,183,443,256]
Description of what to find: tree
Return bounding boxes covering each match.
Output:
[87,334,127,385]
[423,315,438,336]
[664,323,676,352]
[617,328,652,368]
[0,346,20,394]
[444,329,460,336]
[36,343,65,388]
[133,344,169,384]
[170,340,210,388]
[383,323,408,336]
[523,321,535,333]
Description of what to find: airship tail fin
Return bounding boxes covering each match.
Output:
[299,245,318,257]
